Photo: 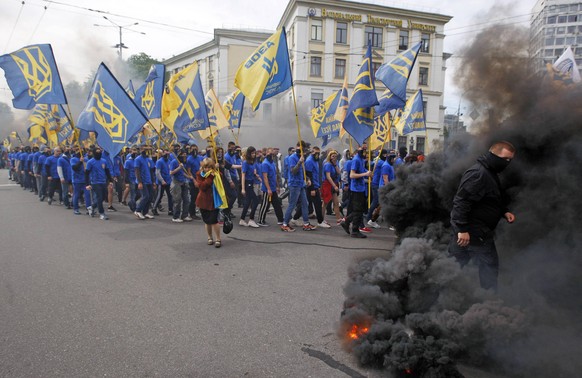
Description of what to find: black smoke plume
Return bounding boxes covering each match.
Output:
[340,23,582,377]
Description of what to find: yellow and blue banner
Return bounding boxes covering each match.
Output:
[334,74,349,139]
[394,90,425,135]
[375,88,405,116]
[375,42,421,104]
[77,63,148,159]
[370,112,391,151]
[0,44,67,109]
[27,123,48,144]
[311,90,341,142]
[134,64,165,120]
[234,28,292,111]
[48,105,73,145]
[344,44,378,146]
[126,79,136,100]
[223,90,245,130]
[162,61,209,144]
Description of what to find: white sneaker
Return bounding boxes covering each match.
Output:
[367,220,381,229]
[289,219,300,226]
[172,218,184,223]
[239,219,248,227]
[135,211,145,220]
[144,214,155,219]
[317,221,331,229]
[183,216,193,222]
[247,220,260,228]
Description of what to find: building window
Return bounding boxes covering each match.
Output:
[310,57,322,76]
[311,19,322,41]
[568,15,578,22]
[566,36,576,45]
[208,79,213,89]
[421,33,430,53]
[545,37,554,45]
[398,136,407,149]
[335,59,346,79]
[556,27,565,34]
[365,26,383,48]
[567,25,576,34]
[263,103,272,121]
[422,101,427,116]
[419,67,429,86]
[547,16,557,24]
[416,136,426,153]
[371,61,382,76]
[555,37,564,45]
[311,92,324,108]
[558,15,567,23]
[545,27,555,35]
[399,30,409,50]
[336,22,347,44]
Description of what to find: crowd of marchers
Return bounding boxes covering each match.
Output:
[3,141,426,245]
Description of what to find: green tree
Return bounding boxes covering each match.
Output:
[127,53,160,81]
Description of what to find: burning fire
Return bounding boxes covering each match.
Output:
[347,324,369,340]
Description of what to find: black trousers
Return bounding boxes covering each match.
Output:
[448,234,499,291]
[345,191,366,234]
[293,188,323,224]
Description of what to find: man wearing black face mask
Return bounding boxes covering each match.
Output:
[449,141,517,292]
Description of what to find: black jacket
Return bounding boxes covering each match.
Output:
[450,155,510,239]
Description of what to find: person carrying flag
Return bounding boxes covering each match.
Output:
[134,147,155,220]
[85,147,112,220]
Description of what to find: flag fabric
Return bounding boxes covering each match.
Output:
[28,104,57,147]
[199,88,229,140]
[370,112,391,150]
[311,90,341,140]
[394,90,425,135]
[343,44,378,146]
[126,80,136,99]
[234,28,292,111]
[2,138,11,151]
[375,88,405,116]
[0,44,67,109]
[375,42,422,103]
[223,90,245,129]
[134,64,165,119]
[334,74,350,139]
[553,46,581,83]
[28,124,48,144]
[162,61,209,144]
[76,63,148,159]
[48,105,73,144]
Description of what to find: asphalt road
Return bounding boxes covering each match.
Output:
[0,173,396,378]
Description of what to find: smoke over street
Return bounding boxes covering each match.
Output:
[340,23,582,377]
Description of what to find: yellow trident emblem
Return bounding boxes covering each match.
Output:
[12,46,53,101]
[141,81,155,117]
[89,81,129,144]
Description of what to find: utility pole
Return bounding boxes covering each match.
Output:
[94,16,145,60]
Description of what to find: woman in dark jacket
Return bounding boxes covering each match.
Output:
[196,157,221,248]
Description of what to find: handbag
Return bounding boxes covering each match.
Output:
[222,211,233,234]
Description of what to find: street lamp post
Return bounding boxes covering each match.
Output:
[93,16,145,60]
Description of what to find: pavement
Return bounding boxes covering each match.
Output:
[0,172,396,377]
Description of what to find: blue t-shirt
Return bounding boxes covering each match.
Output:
[45,155,59,178]
[371,159,384,187]
[344,159,352,187]
[169,159,187,182]
[57,155,72,181]
[304,155,320,188]
[38,154,47,176]
[349,154,366,193]
[242,161,256,185]
[394,157,404,167]
[260,159,277,192]
[86,158,108,184]
[155,158,171,184]
[380,162,395,186]
[323,162,339,184]
[70,156,85,184]
[124,157,136,183]
[27,153,34,171]
[186,155,201,177]
[225,152,240,180]
[134,155,152,184]
[287,152,305,187]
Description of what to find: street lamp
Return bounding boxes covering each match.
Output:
[93,16,145,60]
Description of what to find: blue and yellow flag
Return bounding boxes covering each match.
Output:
[0,44,67,110]
[77,63,148,159]
[375,42,421,103]
[162,61,209,144]
[311,90,341,140]
[223,90,245,129]
[199,88,229,140]
[28,124,48,144]
[234,28,292,111]
[375,88,405,116]
[346,44,378,116]
[394,90,425,135]
[48,105,73,145]
[126,80,136,100]
[370,112,391,150]
[134,64,165,120]
[334,74,349,139]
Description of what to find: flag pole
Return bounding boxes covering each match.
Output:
[291,84,307,182]
[368,114,392,207]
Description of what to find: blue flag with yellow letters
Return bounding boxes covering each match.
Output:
[77,63,148,159]
[394,90,425,135]
[222,90,245,130]
[375,42,421,103]
[375,88,405,116]
[0,44,67,110]
[234,28,292,111]
[311,90,341,140]
[134,64,165,120]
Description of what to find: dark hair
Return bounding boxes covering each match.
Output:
[245,146,256,163]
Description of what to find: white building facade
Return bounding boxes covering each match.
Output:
[163,0,452,152]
